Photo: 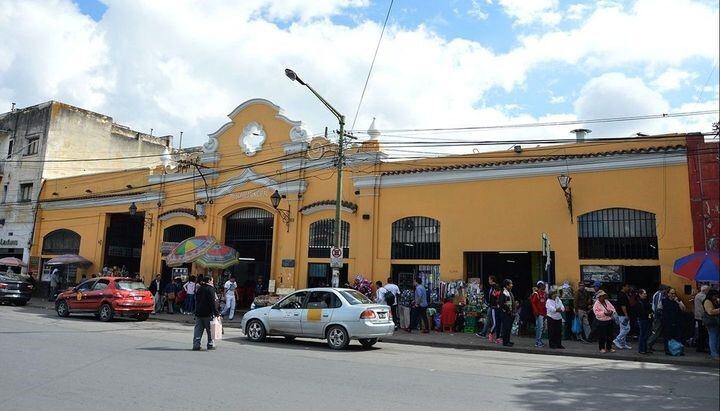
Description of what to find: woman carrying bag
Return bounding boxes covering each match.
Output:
[593,290,617,353]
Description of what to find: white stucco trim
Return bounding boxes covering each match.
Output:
[40,192,164,210]
[158,210,197,221]
[199,168,307,200]
[300,205,356,216]
[353,151,687,189]
[147,169,219,184]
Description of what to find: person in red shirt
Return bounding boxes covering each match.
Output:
[440,298,457,332]
[531,281,548,348]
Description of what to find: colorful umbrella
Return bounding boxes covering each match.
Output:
[193,244,240,270]
[46,254,92,266]
[673,251,720,282]
[0,257,26,267]
[166,235,217,267]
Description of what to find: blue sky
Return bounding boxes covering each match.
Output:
[2,0,718,152]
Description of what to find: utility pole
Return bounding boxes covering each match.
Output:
[285,68,345,287]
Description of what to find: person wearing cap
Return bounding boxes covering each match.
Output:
[593,290,617,353]
[574,281,592,342]
[530,281,547,348]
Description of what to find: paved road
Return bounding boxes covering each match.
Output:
[1,306,718,411]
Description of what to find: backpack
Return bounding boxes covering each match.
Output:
[383,288,396,306]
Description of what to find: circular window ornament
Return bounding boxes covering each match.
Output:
[240,122,266,156]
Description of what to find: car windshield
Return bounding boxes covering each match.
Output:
[115,280,148,291]
[339,290,372,305]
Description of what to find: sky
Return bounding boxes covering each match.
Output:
[0,0,718,155]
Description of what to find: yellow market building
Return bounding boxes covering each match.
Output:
[30,98,705,303]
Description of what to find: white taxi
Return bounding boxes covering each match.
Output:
[240,288,394,350]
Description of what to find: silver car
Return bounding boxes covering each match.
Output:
[240,287,394,350]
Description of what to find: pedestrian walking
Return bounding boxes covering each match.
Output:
[478,276,498,337]
[661,288,685,355]
[48,267,61,301]
[149,274,162,314]
[637,289,652,354]
[384,277,400,329]
[406,277,429,333]
[546,288,565,349]
[574,281,592,342]
[702,289,720,360]
[164,281,176,314]
[192,275,220,351]
[220,276,238,320]
[593,290,616,353]
[694,285,709,353]
[614,283,632,350]
[647,285,668,353]
[498,279,515,347]
[530,281,547,347]
[482,282,503,343]
[183,275,197,315]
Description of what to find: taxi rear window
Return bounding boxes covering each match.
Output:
[115,280,148,291]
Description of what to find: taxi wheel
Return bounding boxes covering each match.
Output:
[326,325,349,350]
[56,300,70,317]
[135,313,149,322]
[98,303,114,322]
[246,320,266,342]
[359,338,378,348]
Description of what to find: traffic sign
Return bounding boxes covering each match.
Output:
[330,247,343,268]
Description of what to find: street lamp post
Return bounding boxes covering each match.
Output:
[285,68,345,287]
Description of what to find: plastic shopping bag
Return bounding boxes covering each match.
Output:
[211,317,223,341]
[571,317,582,334]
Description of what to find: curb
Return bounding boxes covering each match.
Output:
[380,336,720,369]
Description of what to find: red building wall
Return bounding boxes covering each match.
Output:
[686,134,720,252]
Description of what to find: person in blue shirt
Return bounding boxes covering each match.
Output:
[405,277,429,333]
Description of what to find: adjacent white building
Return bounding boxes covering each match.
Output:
[0,101,172,274]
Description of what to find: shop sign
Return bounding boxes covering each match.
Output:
[232,187,274,201]
[581,265,624,283]
[29,256,40,275]
[0,239,19,247]
[281,259,295,268]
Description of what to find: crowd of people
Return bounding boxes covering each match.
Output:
[372,275,720,361]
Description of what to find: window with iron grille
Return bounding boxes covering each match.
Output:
[163,224,196,243]
[42,229,81,255]
[308,219,350,258]
[226,208,274,241]
[578,208,658,259]
[391,216,440,260]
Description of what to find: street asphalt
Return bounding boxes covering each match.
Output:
[1,305,718,411]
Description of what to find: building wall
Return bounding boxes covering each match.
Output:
[30,99,699,303]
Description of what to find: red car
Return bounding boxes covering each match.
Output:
[55,277,153,321]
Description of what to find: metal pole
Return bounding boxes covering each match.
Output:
[331,116,345,288]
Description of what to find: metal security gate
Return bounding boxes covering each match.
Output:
[225,208,274,304]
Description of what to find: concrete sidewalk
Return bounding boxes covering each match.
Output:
[27,299,719,368]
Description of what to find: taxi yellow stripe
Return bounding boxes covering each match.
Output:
[307,309,322,321]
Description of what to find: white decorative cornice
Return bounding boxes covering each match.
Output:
[158,209,197,221]
[40,193,163,210]
[289,125,309,142]
[147,169,219,184]
[199,168,307,200]
[300,205,356,216]
[353,151,687,189]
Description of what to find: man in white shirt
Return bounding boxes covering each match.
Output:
[384,277,400,330]
[375,281,388,304]
[221,276,238,320]
[48,268,61,301]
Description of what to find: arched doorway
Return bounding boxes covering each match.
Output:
[225,208,273,307]
[41,229,81,289]
[161,224,195,284]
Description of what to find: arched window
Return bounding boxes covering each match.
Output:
[308,219,350,258]
[163,224,195,243]
[42,229,80,255]
[391,216,440,260]
[578,208,658,259]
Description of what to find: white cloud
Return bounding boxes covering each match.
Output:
[468,0,489,20]
[652,68,698,92]
[0,0,716,156]
[566,4,591,21]
[497,0,561,26]
[550,95,566,104]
